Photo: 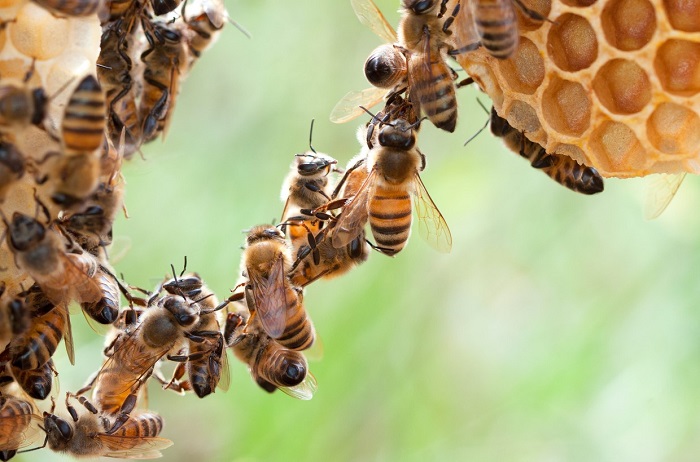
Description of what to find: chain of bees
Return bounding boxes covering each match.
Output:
[0,0,695,458]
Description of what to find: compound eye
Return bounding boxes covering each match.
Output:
[412,0,433,13]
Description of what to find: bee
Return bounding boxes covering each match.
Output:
[139,21,187,143]
[10,360,56,401]
[5,284,74,369]
[49,152,101,207]
[226,312,317,400]
[489,107,604,195]
[181,0,227,62]
[0,142,25,203]
[97,19,140,156]
[31,0,101,17]
[0,82,47,130]
[79,264,120,325]
[42,396,172,459]
[160,270,230,399]
[396,0,465,132]
[0,394,40,457]
[92,294,200,413]
[330,0,407,124]
[327,117,452,255]
[219,226,316,351]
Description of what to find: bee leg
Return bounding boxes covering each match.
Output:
[162,362,187,393]
[440,0,460,34]
[65,392,97,422]
[74,371,98,396]
[105,393,138,435]
[512,0,548,22]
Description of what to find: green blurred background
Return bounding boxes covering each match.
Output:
[24,1,700,461]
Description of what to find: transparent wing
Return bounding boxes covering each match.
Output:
[99,434,174,459]
[107,236,132,264]
[216,337,231,392]
[248,256,287,339]
[330,169,375,248]
[0,410,42,451]
[330,87,387,124]
[351,0,397,43]
[644,173,686,220]
[280,371,317,401]
[63,304,75,365]
[412,173,452,253]
[449,0,480,55]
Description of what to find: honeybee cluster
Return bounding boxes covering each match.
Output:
[0,0,230,456]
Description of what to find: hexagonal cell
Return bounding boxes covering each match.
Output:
[646,102,700,155]
[561,0,597,5]
[497,37,545,95]
[0,58,41,85]
[593,59,651,115]
[663,0,700,32]
[553,143,588,166]
[516,0,551,31]
[601,0,656,51]
[654,39,700,96]
[546,13,598,72]
[541,76,591,137]
[504,100,541,133]
[588,120,647,174]
[10,2,70,60]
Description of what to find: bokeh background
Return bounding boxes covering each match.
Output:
[22,1,700,461]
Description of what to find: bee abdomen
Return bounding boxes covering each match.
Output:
[549,157,605,195]
[420,69,457,133]
[369,191,412,255]
[62,76,106,154]
[474,1,518,59]
[33,0,100,16]
[277,309,314,351]
[10,315,63,370]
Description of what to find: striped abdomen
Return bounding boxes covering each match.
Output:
[473,0,519,59]
[105,413,164,446]
[275,287,314,351]
[93,365,146,414]
[369,185,412,255]
[545,155,604,195]
[32,0,100,16]
[256,345,307,388]
[12,360,53,400]
[80,268,119,325]
[106,0,137,21]
[410,54,457,133]
[0,397,33,449]
[9,306,65,370]
[62,76,106,154]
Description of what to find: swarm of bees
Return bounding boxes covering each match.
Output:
[0,0,696,459]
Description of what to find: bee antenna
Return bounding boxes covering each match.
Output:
[48,76,77,101]
[475,97,489,115]
[96,63,112,70]
[170,264,178,284]
[180,256,188,277]
[226,16,252,39]
[464,98,491,147]
[359,106,378,120]
[306,118,317,154]
[405,117,425,131]
[32,188,51,224]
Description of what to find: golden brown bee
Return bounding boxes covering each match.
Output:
[220,225,316,351]
[92,294,200,413]
[97,19,140,156]
[80,264,120,325]
[50,152,101,207]
[397,0,461,132]
[31,0,101,17]
[139,21,187,143]
[490,107,604,195]
[43,396,172,459]
[61,75,106,154]
[0,83,47,130]
[159,271,230,399]
[181,0,227,62]
[226,312,317,400]
[5,284,74,369]
[330,0,407,123]
[0,395,40,457]
[328,118,452,255]
[0,142,25,203]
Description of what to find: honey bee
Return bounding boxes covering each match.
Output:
[50,152,101,207]
[330,0,407,124]
[0,82,47,130]
[181,0,226,61]
[92,294,200,412]
[31,0,101,17]
[97,19,140,156]
[139,21,187,143]
[80,264,120,325]
[42,396,172,459]
[5,284,74,369]
[160,270,230,398]
[328,118,452,255]
[226,312,317,400]
[397,0,463,132]
[489,107,604,195]
[10,360,56,401]
[0,394,40,457]
[0,142,25,203]
[219,225,316,351]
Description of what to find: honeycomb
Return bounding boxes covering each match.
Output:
[454,0,700,178]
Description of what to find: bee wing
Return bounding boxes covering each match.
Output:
[62,252,103,304]
[449,1,480,55]
[159,71,182,141]
[330,169,375,249]
[280,371,317,401]
[216,337,231,392]
[0,412,43,451]
[63,304,76,365]
[644,173,686,220]
[412,173,452,253]
[330,87,387,124]
[107,236,132,264]
[248,255,287,339]
[350,0,397,43]
[98,434,174,459]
